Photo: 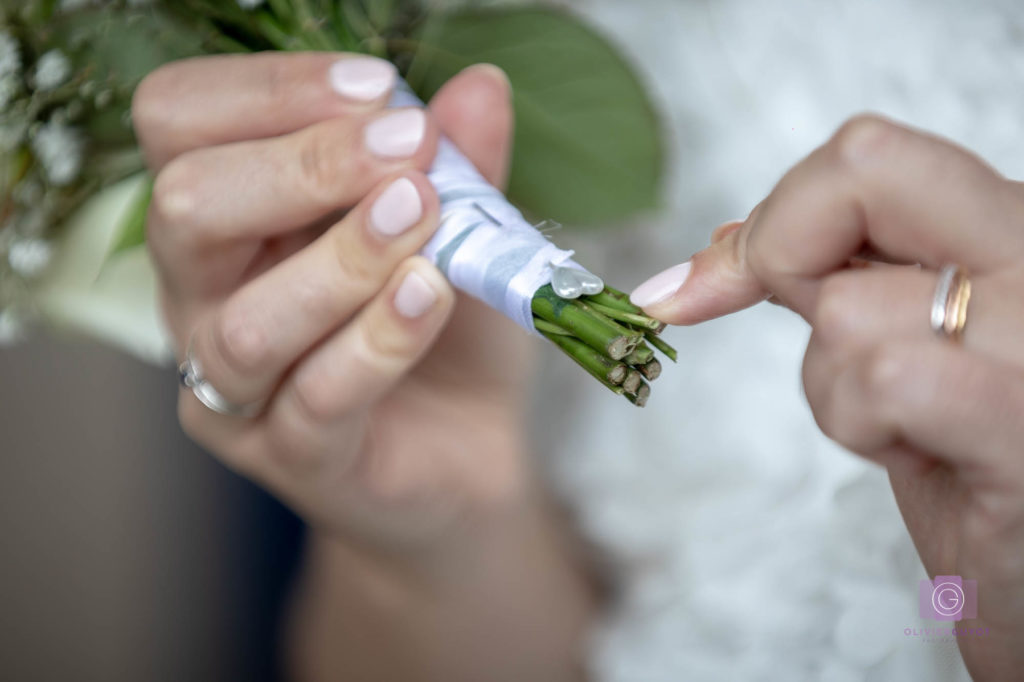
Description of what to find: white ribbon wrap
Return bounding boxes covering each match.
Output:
[390,83,577,334]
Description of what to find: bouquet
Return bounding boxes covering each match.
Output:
[1,0,673,405]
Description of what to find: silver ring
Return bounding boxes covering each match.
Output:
[178,339,263,418]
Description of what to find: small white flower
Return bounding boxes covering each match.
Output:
[8,239,53,278]
[33,50,72,92]
[237,0,266,9]
[31,121,84,186]
[0,31,20,78]
[0,32,21,110]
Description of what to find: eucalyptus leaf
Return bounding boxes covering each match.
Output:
[404,6,664,226]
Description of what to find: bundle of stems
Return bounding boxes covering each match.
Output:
[532,284,677,407]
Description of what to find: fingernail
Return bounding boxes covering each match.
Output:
[394,271,437,318]
[370,177,422,237]
[328,57,396,101]
[630,262,692,307]
[365,109,426,159]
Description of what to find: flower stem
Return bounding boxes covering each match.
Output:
[532,285,636,360]
[644,331,677,362]
[640,359,662,381]
[539,329,628,388]
[585,300,663,331]
[623,343,655,366]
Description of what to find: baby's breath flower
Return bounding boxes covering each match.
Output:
[0,31,21,110]
[8,238,53,278]
[33,50,72,92]
[31,121,84,187]
[0,31,21,78]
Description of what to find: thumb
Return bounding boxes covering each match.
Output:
[629,216,771,325]
[428,64,514,190]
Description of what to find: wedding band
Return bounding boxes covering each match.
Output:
[930,264,971,342]
[178,339,263,418]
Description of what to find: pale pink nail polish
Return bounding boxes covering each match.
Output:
[394,271,437,318]
[328,57,396,101]
[630,262,692,307]
[370,177,422,236]
[365,109,426,158]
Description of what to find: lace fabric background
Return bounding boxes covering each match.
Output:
[533,0,1024,679]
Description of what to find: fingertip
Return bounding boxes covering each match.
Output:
[429,63,514,188]
[632,238,771,325]
[629,262,693,310]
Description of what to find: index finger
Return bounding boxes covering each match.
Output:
[132,52,397,169]
[633,114,1024,324]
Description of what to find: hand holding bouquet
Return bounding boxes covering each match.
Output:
[1,0,671,404]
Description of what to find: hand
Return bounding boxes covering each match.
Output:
[134,53,530,551]
[631,114,1024,680]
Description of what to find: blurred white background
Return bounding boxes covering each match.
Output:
[532,0,1024,679]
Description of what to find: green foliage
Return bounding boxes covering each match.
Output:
[405,6,664,226]
[108,176,151,255]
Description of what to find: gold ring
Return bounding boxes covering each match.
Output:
[930,264,971,343]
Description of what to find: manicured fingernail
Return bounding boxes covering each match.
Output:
[365,109,426,158]
[394,271,437,318]
[370,177,422,237]
[328,57,396,101]
[630,262,692,307]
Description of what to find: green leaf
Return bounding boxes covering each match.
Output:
[108,177,153,256]
[404,6,664,226]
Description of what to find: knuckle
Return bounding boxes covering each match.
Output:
[259,58,302,111]
[860,344,908,403]
[289,367,344,425]
[297,127,351,203]
[211,309,271,377]
[830,113,900,167]
[353,322,409,377]
[330,235,378,285]
[151,157,202,231]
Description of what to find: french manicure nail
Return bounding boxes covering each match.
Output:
[394,271,437,318]
[370,177,422,236]
[328,57,396,101]
[630,262,692,307]
[365,109,426,159]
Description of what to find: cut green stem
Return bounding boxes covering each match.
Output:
[645,331,678,362]
[626,381,651,407]
[532,285,636,360]
[585,300,663,331]
[622,369,643,395]
[583,286,641,314]
[624,343,655,366]
[640,359,662,381]
[539,329,628,386]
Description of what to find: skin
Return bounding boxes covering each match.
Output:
[135,53,595,681]
[636,114,1024,681]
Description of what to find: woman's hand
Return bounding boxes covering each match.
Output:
[135,53,531,546]
[631,114,1024,680]
[136,53,595,681]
